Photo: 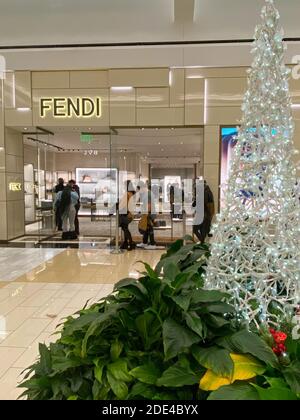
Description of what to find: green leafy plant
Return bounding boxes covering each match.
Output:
[19,239,300,400]
[19,240,233,399]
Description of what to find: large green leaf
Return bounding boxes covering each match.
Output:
[106,371,128,399]
[192,346,233,377]
[92,379,101,400]
[204,314,230,328]
[162,319,200,360]
[51,356,83,373]
[37,343,52,375]
[130,363,161,385]
[230,330,278,368]
[171,273,191,293]
[81,316,112,357]
[93,359,106,384]
[114,277,147,293]
[110,339,123,362]
[181,249,208,270]
[69,376,83,394]
[163,261,181,281]
[208,383,259,400]
[204,303,235,314]
[185,312,205,339]
[157,361,199,387]
[114,277,148,301]
[282,362,300,394]
[215,335,240,353]
[252,384,298,400]
[62,312,102,336]
[107,360,132,382]
[171,294,191,312]
[141,262,160,280]
[129,382,156,399]
[191,289,230,304]
[135,312,155,347]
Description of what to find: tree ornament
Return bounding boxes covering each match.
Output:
[205,0,300,329]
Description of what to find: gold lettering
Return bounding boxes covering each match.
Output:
[9,182,22,191]
[39,97,102,119]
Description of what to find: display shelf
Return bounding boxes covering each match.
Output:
[24,164,36,223]
[34,169,45,207]
[45,171,55,199]
[76,168,118,217]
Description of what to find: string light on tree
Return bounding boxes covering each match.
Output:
[205,0,300,328]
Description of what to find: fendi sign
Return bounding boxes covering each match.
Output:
[39,97,102,119]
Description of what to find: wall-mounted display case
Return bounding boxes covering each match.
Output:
[76,168,118,216]
[24,164,36,223]
[34,169,45,207]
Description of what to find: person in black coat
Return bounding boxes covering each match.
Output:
[54,178,64,230]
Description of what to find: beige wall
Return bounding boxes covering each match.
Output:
[2,66,300,239]
[0,80,6,240]
[0,127,24,240]
[55,152,142,176]
[4,68,204,127]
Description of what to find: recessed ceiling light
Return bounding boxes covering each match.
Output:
[111,86,133,91]
[156,128,159,131]
[180,142,183,145]
[141,127,145,131]
[88,128,92,131]
[158,142,161,145]
[23,127,28,131]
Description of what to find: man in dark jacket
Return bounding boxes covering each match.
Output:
[193,180,215,243]
[54,178,64,230]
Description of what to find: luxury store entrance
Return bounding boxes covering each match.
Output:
[15,126,204,248]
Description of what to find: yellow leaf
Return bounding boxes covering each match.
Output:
[199,353,265,391]
[200,370,231,391]
[230,354,265,382]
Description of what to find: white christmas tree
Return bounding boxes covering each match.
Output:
[205,0,300,328]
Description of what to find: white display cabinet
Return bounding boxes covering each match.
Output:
[76,168,117,216]
[34,169,45,207]
[24,164,36,223]
[46,171,55,200]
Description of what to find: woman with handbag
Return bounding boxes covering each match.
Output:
[119,181,136,251]
[136,181,157,249]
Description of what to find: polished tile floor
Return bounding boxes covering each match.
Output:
[0,247,163,399]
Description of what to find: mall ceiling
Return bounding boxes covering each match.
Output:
[1,1,299,70]
[0,0,299,47]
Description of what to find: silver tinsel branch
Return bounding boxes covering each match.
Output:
[205,0,300,328]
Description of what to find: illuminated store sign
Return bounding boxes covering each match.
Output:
[9,182,22,191]
[39,97,102,119]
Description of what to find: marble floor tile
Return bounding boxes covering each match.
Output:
[0,248,64,282]
[0,347,26,379]
[12,332,55,370]
[0,307,39,331]
[32,298,70,319]
[20,289,59,308]
[0,247,163,399]
[0,318,52,348]
[0,367,26,400]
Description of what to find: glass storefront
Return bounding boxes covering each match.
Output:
[20,126,203,248]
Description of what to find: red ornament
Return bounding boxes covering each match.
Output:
[269,329,287,356]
